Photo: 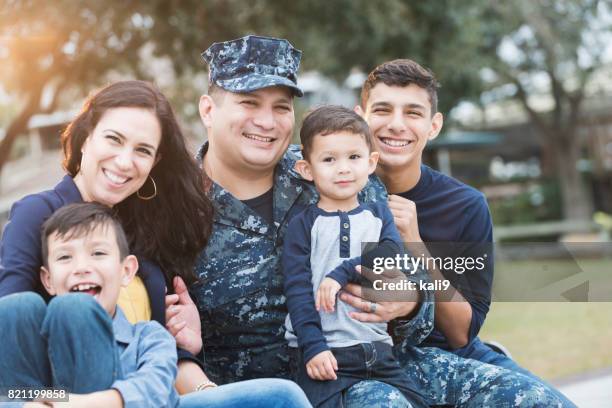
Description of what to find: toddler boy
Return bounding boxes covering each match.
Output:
[283,106,426,408]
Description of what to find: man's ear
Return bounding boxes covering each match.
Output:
[368,151,379,174]
[199,94,215,129]
[120,255,139,287]
[354,105,365,118]
[40,266,56,296]
[428,112,444,141]
[294,159,313,181]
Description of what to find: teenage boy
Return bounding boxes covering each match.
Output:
[0,203,179,407]
[283,105,426,408]
[187,35,435,407]
[357,58,575,407]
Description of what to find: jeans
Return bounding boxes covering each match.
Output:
[0,292,118,396]
[0,293,312,408]
[293,342,426,408]
[179,379,312,408]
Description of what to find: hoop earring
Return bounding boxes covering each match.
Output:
[137,175,157,200]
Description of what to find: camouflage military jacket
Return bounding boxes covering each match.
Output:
[191,143,434,384]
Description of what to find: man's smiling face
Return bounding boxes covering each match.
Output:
[204,86,295,173]
[362,83,442,172]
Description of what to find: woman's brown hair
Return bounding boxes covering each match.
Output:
[61,80,213,284]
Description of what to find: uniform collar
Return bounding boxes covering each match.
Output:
[196,141,308,236]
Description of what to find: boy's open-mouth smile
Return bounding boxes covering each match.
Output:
[69,283,102,296]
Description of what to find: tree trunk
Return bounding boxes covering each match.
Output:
[550,132,593,222]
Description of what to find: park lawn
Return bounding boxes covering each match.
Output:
[479,259,612,381]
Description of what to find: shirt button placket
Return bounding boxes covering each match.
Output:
[339,212,351,258]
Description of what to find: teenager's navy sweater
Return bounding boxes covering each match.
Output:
[398,165,493,351]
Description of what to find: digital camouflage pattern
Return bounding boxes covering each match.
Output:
[202,35,303,96]
[191,145,572,407]
[191,144,434,386]
[399,347,569,407]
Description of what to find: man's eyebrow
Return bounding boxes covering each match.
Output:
[404,103,426,111]
[103,129,157,151]
[275,97,292,104]
[370,102,426,110]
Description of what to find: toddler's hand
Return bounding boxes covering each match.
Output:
[306,350,338,381]
[316,277,342,313]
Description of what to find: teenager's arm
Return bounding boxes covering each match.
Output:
[282,213,329,363]
[110,322,178,408]
[389,194,492,349]
[447,195,494,346]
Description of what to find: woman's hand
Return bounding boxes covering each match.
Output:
[165,276,203,355]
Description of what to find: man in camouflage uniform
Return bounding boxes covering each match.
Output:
[191,35,567,407]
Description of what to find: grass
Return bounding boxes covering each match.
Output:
[479,259,612,381]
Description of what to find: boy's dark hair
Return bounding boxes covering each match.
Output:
[300,105,372,161]
[41,203,130,267]
[361,59,440,115]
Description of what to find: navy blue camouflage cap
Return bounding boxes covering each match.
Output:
[202,35,303,97]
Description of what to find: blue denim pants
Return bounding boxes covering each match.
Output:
[180,378,312,408]
[0,292,119,396]
[292,342,427,408]
[0,293,312,408]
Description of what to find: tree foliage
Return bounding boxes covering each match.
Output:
[478,0,611,220]
[0,0,152,172]
[1,0,610,223]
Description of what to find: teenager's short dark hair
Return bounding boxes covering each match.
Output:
[41,203,129,267]
[300,105,372,161]
[361,59,440,115]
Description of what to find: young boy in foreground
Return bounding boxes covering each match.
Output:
[282,105,427,408]
[0,203,179,407]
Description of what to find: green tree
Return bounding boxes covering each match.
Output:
[148,0,487,114]
[0,0,491,176]
[0,0,152,174]
[480,0,610,221]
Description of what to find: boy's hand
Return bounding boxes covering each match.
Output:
[316,278,341,312]
[306,350,338,381]
[166,276,203,355]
